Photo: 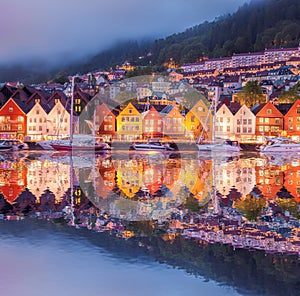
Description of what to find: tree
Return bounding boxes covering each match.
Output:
[278,82,300,103]
[51,75,69,85]
[236,81,266,107]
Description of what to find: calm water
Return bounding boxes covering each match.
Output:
[0,150,300,296]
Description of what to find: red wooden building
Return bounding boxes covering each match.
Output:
[0,98,28,140]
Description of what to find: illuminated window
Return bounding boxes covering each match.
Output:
[17,124,22,131]
[9,107,13,112]
[267,109,272,114]
[265,118,269,124]
[274,118,280,124]
[18,116,23,122]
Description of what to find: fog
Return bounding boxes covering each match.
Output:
[1,0,249,66]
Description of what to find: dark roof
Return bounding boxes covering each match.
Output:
[276,103,292,115]
[12,98,31,114]
[251,103,266,115]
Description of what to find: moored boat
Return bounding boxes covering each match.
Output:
[0,139,29,152]
[130,140,175,151]
[197,139,242,153]
[259,137,300,153]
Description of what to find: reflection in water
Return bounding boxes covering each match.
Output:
[0,151,300,295]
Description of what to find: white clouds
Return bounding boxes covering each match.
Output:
[0,0,249,65]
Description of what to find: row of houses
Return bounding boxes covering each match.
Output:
[2,81,300,143]
[181,45,300,73]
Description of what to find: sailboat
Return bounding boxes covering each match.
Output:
[197,97,241,153]
[51,77,110,152]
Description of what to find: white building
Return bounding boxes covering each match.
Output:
[47,101,70,138]
[27,103,48,141]
[233,104,256,142]
[215,104,234,139]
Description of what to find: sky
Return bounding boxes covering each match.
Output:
[1,0,250,66]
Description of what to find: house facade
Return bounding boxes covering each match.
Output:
[233,104,256,142]
[0,98,27,140]
[26,102,48,141]
[185,99,212,141]
[161,105,185,138]
[116,103,142,140]
[95,103,116,142]
[142,106,164,138]
[252,102,284,141]
[47,100,70,139]
[215,104,235,139]
[284,99,300,141]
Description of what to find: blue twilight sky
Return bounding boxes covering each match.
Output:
[1,0,250,65]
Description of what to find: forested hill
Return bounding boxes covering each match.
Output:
[145,0,300,66]
[1,0,300,83]
[80,0,300,72]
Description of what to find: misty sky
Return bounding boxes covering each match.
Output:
[1,0,249,65]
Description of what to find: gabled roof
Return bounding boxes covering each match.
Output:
[251,103,266,115]
[276,103,293,116]
[160,104,174,116]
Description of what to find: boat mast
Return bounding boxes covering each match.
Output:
[70,76,75,145]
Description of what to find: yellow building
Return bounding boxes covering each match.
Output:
[116,102,142,141]
[185,99,212,141]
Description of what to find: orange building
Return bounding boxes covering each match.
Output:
[284,99,300,141]
[252,102,284,140]
[161,105,185,139]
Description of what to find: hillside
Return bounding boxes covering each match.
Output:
[1,0,300,83]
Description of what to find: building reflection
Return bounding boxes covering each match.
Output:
[0,152,300,256]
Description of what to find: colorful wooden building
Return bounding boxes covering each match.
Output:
[116,103,142,141]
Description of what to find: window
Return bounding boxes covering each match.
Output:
[227,118,230,123]
[39,126,42,131]
[259,118,263,123]
[128,109,132,114]
[243,127,247,133]
[18,116,23,122]
[36,109,40,115]
[227,126,230,132]
[243,119,247,125]
[264,126,269,132]
[17,124,22,131]
[248,127,252,133]
[191,116,195,122]
[267,109,272,114]
[9,107,13,112]
[248,119,252,125]
[237,119,241,125]
[237,126,240,133]
[220,117,223,122]
[297,108,300,114]
[274,118,280,124]
[288,117,293,122]
[259,126,264,132]
[265,118,269,124]
[198,106,203,112]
